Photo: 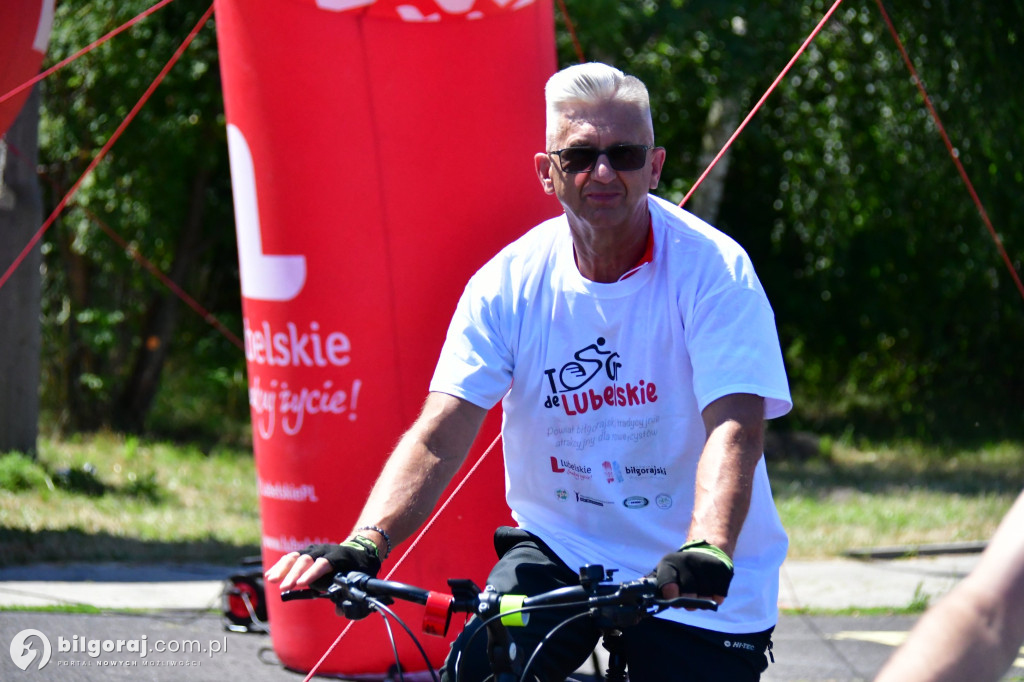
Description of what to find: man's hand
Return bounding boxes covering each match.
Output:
[654,540,734,607]
[264,538,382,593]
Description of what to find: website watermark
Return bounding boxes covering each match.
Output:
[8,628,228,671]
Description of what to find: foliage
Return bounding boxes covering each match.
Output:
[0,453,53,492]
[29,0,1023,442]
[37,0,244,436]
[558,0,1024,440]
[0,448,162,499]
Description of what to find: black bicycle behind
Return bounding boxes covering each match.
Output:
[282,563,717,682]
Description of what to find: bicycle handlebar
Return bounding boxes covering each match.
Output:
[281,563,717,637]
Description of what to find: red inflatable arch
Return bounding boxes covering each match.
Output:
[0,0,54,138]
[215,0,557,674]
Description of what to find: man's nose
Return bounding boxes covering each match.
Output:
[590,152,616,180]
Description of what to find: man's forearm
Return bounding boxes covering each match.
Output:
[688,394,765,557]
[352,392,486,553]
[688,425,759,556]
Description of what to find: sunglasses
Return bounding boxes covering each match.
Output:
[547,144,655,174]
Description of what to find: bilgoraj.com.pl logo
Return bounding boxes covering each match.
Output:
[8,627,228,671]
[9,629,52,671]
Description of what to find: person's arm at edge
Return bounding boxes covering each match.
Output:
[874,488,1024,682]
[661,392,766,602]
[265,391,487,592]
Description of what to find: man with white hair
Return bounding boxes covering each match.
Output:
[267,62,792,681]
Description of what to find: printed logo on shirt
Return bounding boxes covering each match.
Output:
[599,460,669,482]
[555,488,568,501]
[601,461,624,483]
[623,464,669,478]
[574,491,613,507]
[622,496,649,509]
[544,337,621,394]
[550,456,593,481]
[541,337,657,415]
[655,493,673,509]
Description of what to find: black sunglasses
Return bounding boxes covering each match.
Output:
[547,144,655,174]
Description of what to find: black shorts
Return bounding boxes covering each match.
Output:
[440,527,774,682]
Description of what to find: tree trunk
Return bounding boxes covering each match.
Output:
[687,96,740,226]
[0,88,43,455]
[114,166,211,432]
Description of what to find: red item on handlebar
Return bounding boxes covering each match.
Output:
[422,591,454,637]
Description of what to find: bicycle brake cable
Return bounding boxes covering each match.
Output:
[368,598,440,682]
[519,610,593,682]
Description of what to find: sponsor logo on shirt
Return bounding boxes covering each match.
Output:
[619,494,674,510]
[541,338,658,415]
[601,460,624,483]
[624,464,668,478]
[550,456,593,481]
[599,461,669,483]
[574,492,613,507]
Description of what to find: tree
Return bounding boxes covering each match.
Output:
[38,0,240,435]
[743,0,1024,438]
[559,0,1023,439]
[27,0,1021,442]
[0,87,43,455]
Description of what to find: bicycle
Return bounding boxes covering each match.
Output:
[282,563,717,682]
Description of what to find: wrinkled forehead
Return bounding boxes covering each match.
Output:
[548,99,654,149]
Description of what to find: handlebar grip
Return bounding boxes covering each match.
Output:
[280,589,321,602]
[661,596,719,611]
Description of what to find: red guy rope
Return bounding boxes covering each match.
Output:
[872,0,1024,303]
[81,204,245,350]
[680,0,847,208]
[0,2,215,294]
[300,431,504,682]
[0,0,178,108]
[554,0,586,64]
[5,139,242,349]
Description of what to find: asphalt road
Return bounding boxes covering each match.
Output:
[4,609,1022,681]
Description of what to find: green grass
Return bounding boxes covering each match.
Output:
[0,432,260,567]
[0,604,107,614]
[1,432,1021,567]
[770,438,1024,558]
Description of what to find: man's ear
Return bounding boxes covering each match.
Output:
[649,146,667,191]
[535,152,556,195]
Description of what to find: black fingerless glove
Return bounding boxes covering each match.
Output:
[654,539,734,597]
[301,537,382,590]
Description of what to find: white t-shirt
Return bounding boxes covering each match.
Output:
[430,194,792,633]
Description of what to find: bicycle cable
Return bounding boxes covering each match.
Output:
[519,610,593,682]
[374,602,405,682]
[369,597,440,682]
[455,601,588,682]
